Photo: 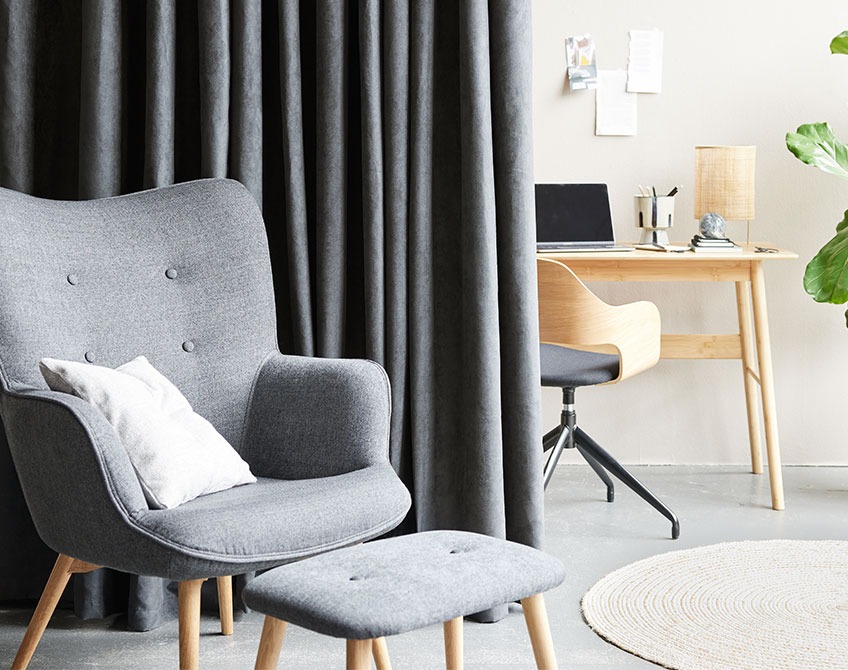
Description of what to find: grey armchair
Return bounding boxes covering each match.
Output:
[0,179,411,668]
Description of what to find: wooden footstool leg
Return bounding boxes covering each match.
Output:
[217,576,234,636]
[346,639,373,670]
[444,616,464,670]
[521,594,557,669]
[372,636,392,669]
[254,616,287,670]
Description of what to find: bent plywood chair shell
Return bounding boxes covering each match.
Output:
[537,257,661,383]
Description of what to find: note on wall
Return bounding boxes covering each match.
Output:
[595,70,637,136]
[565,34,598,91]
[627,29,664,93]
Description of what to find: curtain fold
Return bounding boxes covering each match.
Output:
[314,0,349,358]
[408,0,437,515]
[0,1,36,193]
[381,1,410,471]
[143,0,176,189]
[0,0,542,630]
[277,0,314,355]
[358,0,385,367]
[198,0,231,179]
[78,0,123,198]
[229,0,263,199]
[489,1,543,548]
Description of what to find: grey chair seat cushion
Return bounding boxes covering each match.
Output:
[133,466,410,573]
[540,343,619,388]
[242,530,566,640]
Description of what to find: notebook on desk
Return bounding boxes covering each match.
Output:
[535,183,633,252]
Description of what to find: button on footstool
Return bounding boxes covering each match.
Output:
[243,530,566,669]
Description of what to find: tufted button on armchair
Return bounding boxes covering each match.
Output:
[0,178,411,668]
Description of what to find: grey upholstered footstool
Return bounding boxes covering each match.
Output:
[242,530,566,669]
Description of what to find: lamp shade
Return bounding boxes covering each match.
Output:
[694,145,756,220]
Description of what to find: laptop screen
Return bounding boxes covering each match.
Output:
[535,183,615,245]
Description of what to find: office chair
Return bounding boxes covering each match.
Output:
[537,257,679,539]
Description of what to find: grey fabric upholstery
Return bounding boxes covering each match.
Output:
[0,179,411,582]
[540,343,619,388]
[241,353,393,480]
[242,530,566,640]
[0,178,275,447]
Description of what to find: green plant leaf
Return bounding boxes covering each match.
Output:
[786,123,848,179]
[804,210,848,304]
[831,31,848,54]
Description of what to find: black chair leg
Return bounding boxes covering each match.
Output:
[542,424,616,502]
[573,426,680,540]
[543,424,570,490]
[575,444,615,502]
[542,426,561,451]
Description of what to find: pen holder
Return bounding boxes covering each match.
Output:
[635,195,675,245]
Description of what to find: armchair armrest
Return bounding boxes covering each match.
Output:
[537,258,661,383]
[0,387,150,563]
[240,352,393,479]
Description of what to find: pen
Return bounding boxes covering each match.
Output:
[667,186,678,197]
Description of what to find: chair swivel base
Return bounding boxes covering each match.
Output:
[542,398,680,540]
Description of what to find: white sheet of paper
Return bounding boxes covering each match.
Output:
[627,29,663,93]
[595,70,637,136]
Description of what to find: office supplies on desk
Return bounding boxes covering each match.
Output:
[634,243,688,252]
[535,183,633,252]
[635,192,676,245]
[690,234,742,252]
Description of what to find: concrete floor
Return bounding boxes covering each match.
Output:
[1,464,846,668]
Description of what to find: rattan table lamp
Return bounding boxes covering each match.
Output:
[694,145,756,243]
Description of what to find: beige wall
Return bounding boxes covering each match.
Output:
[533,1,848,464]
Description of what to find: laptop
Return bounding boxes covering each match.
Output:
[535,183,633,252]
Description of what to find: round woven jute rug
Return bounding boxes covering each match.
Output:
[582,540,848,670]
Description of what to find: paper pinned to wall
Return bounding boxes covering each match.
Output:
[565,34,598,91]
[595,70,637,136]
[627,29,664,93]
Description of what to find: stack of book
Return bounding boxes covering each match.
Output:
[689,235,742,253]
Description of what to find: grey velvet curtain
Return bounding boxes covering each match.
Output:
[0,0,542,629]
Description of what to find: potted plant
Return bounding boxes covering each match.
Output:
[786,31,848,325]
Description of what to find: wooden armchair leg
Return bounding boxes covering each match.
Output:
[216,576,234,635]
[12,554,100,670]
[521,594,558,670]
[372,636,392,669]
[254,616,287,670]
[178,579,204,670]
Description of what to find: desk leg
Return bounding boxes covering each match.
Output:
[735,281,763,474]
[750,262,785,510]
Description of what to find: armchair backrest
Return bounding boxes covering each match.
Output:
[0,179,278,448]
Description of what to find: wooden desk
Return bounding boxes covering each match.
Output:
[539,244,797,511]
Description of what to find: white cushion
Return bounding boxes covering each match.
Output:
[39,355,256,509]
